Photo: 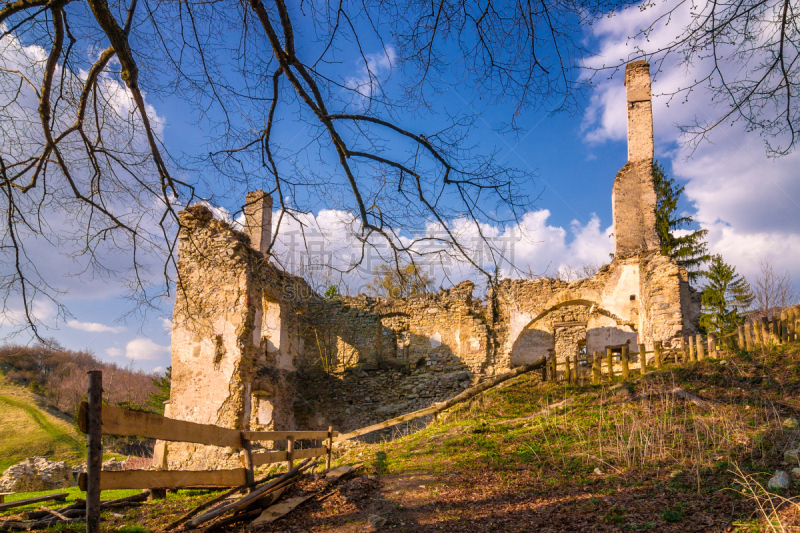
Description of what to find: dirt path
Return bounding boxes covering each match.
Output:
[250,467,751,532]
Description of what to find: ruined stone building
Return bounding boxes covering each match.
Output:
[159,61,700,470]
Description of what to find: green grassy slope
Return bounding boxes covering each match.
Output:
[334,341,800,530]
[0,367,86,472]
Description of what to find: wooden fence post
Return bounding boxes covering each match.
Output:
[565,356,572,384]
[605,347,614,382]
[737,325,745,350]
[780,311,788,343]
[789,307,797,341]
[754,320,763,347]
[551,355,557,383]
[286,436,295,471]
[86,371,103,533]
[326,426,333,470]
[572,353,579,384]
[241,436,255,488]
[764,318,772,345]
[688,335,696,362]
[621,345,630,380]
[696,334,705,361]
[708,333,716,358]
[654,341,662,369]
[638,343,647,375]
[681,337,687,363]
[744,324,753,350]
[592,351,601,385]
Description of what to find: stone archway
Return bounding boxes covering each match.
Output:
[510,298,638,365]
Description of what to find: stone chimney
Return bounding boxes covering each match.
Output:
[625,60,654,162]
[243,190,273,254]
[612,61,659,258]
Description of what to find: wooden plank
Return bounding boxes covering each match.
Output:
[248,494,314,526]
[252,451,288,467]
[0,493,68,511]
[252,447,327,467]
[242,430,337,441]
[78,469,247,491]
[0,493,14,504]
[80,402,243,448]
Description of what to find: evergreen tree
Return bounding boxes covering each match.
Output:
[653,161,710,284]
[700,255,754,335]
[324,285,340,300]
[147,366,171,415]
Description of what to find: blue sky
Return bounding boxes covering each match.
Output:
[2,0,798,373]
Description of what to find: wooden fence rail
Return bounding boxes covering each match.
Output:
[77,371,337,532]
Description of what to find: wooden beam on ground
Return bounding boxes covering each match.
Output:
[0,493,68,511]
[78,402,243,449]
[78,469,247,491]
[336,360,545,442]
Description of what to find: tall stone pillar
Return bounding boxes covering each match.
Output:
[612,61,659,258]
[244,190,273,254]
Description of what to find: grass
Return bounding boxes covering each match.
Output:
[0,371,86,472]
[0,487,141,517]
[334,341,800,529]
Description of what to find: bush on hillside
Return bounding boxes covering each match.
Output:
[0,341,157,415]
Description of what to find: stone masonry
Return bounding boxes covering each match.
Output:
[161,61,700,469]
[613,61,660,258]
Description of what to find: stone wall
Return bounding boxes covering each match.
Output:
[162,59,701,468]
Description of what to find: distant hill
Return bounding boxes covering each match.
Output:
[0,364,85,472]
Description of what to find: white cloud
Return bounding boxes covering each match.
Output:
[344,46,396,104]
[160,317,173,333]
[151,366,165,374]
[67,320,125,334]
[268,205,612,291]
[125,338,170,361]
[105,347,123,357]
[582,1,800,284]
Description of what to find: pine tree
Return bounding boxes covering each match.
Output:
[700,255,754,335]
[147,366,171,415]
[653,161,710,284]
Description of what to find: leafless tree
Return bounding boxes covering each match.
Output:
[3,0,795,338]
[751,258,798,319]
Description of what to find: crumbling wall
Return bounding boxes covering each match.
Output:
[165,206,261,470]
[163,59,702,466]
[613,60,659,258]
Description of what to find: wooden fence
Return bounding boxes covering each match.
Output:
[541,304,800,385]
[77,371,337,533]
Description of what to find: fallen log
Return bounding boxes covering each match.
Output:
[165,471,285,531]
[336,361,545,442]
[184,458,315,529]
[23,501,84,520]
[493,398,575,426]
[38,507,69,521]
[630,387,715,409]
[0,518,84,531]
[102,492,149,507]
[0,493,68,512]
[201,508,262,533]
